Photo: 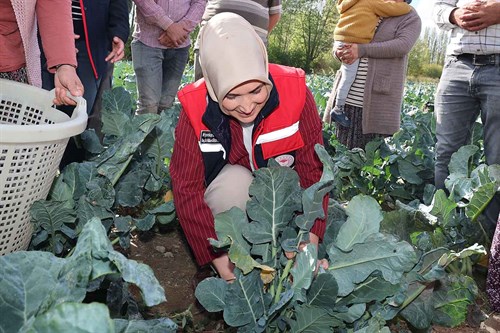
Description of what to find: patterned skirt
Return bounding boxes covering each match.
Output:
[0,67,28,83]
[487,215,500,312]
[335,103,383,150]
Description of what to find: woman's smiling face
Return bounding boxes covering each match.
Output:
[221,80,269,124]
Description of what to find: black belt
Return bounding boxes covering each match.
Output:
[457,53,500,66]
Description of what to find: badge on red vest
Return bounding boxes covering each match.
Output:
[199,130,226,159]
[274,154,295,167]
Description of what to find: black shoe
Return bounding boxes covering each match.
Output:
[330,105,351,127]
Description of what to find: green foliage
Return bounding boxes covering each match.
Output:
[407,27,448,79]
[268,0,337,73]
[324,82,437,205]
[195,145,487,332]
[30,87,178,255]
[0,219,175,333]
[306,74,335,113]
[112,61,137,102]
[10,62,495,331]
[421,64,443,79]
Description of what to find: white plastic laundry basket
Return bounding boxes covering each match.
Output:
[0,79,87,255]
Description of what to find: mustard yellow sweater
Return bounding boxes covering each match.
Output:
[334,0,411,44]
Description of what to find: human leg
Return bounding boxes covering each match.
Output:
[204,164,254,281]
[335,104,380,149]
[159,46,190,111]
[88,62,114,139]
[335,60,360,108]
[434,58,480,189]
[476,64,500,233]
[131,40,164,114]
[331,59,359,127]
[75,49,101,115]
[204,164,253,215]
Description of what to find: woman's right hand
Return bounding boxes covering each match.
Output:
[212,254,236,282]
[336,43,359,65]
[53,65,84,106]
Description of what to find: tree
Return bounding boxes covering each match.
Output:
[295,0,337,72]
[269,0,337,73]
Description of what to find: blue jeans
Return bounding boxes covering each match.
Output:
[131,40,189,114]
[435,55,500,231]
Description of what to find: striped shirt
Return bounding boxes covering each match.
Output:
[345,57,368,108]
[71,0,84,36]
[434,0,500,55]
[71,0,82,20]
[199,0,282,45]
[132,0,206,49]
[170,88,326,266]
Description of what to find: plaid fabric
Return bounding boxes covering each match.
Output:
[434,0,500,55]
[0,67,28,83]
[132,0,206,49]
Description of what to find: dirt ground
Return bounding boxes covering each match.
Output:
[129,223,495,333]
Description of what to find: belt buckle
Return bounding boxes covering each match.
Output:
[472,55,484,65]
[472,54,494,66]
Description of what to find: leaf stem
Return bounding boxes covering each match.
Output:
[274,259,293,304]
[111,155,134,186]
[400,283,428,310]
[111,226,137,246]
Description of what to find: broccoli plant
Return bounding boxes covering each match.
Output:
[195,145,486,332]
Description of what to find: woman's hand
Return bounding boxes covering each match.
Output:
[211,254,236,282]
[285,232,329,272]
[336,43,359,65]
[53,65,84,106]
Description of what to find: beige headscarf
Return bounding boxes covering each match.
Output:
[198,12,273,104]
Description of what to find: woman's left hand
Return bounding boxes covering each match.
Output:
[285,232,329,273]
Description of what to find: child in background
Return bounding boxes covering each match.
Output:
[331,0,412,127]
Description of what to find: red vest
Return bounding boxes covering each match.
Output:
[178,64,306,184]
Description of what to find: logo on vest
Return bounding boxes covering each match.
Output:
[200,130,219,144]
[275,154,295,167]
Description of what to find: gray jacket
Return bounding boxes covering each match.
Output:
[359,8,421,135]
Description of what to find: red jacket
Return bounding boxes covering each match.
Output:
[171,64,328,266]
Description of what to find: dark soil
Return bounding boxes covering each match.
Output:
[129,224,230,332]
[129,223,494,333]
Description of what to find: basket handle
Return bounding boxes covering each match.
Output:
[49,89,88,119]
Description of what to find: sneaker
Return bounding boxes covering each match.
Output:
[330,105,351,127]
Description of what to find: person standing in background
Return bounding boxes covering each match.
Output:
[330,0,411,128]
[90,0,134,138]
[1,0,83,105]
[193,0,282,81]
[433,0,500,313]
[323,0,420,150]
[132,0,207,114]
[41,0,130,116]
